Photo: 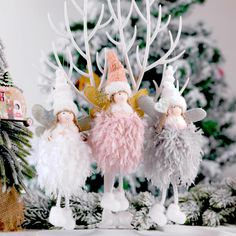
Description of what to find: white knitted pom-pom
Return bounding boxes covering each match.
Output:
[166,203,186,224]
[149,203,167,227]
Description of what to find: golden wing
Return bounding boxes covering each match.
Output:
[84,86,110,118]
[128,89,149,117]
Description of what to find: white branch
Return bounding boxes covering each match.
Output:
[66,48,73,80]
[88,4,105,41]
[70,0,84,16]
[150,0,156,6]
[40,50,58,70]
[100,16,113,29]
[107,0,118,22]
[52,42,91,103]
[98,48,108,91]
[176,79,180,91]
[67,48,89,77]
[132,0,147,23]
[127,25,137,53]
[32,64,53,81]
[64,1,87,59]
[180,77,190,95]
[96,52,104,74]
[107,0,136,90]
[146,17,184,71]
[106,32,121,46]
[122,0,134,28]
[82,0,95,87]
[136,46,142,70]
[48,13,68,39]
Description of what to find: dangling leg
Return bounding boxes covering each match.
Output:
[49,192,65,227]
[56,192,62,207]
[173,183,179,205]
[118,174,123,191]
[104,172,115,193]
[149,186,168,226]
[61,195,75,230]
[166,183,186,224]
[160,187,167,206]
[100,172,120,228]
[114,174,129,211]
[65,195,70,209]
[101,172,120,212]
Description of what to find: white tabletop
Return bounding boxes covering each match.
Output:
[1,225,236,236]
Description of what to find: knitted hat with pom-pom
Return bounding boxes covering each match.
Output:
[105,50,132,98]
[155,65,187,113]
[53,69,79,116]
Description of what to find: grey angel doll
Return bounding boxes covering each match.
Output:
[138,66,206,226]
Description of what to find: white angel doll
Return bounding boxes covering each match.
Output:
[138,66,206,226]
[36,70,91,230]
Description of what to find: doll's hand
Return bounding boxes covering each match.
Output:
[48,135,53,141]
[80,132,88,141]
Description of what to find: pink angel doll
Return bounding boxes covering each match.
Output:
[36,70,91,230]
[89,50,145,225]
[138,66,207,226]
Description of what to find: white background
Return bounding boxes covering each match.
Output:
[0,0,236,111]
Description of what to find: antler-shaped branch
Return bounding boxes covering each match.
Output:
[134,0,185,92]
[153,64,167,102]
[106,0,137,90]
[96,48,108,91]
[52,42,90,103]
[63,0,111,88]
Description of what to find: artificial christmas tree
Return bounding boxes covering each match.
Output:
[0,38,33,231]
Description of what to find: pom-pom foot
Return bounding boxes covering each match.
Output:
[166,203,186,224]
[149,204,167,226]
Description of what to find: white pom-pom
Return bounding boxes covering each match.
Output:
[149,204,167,227]
[62,208,75,230]
[114,191,129,211]
[49,206,66,227]
[101,193,121,212]
[166,203,186,224]
[49,207,75,229]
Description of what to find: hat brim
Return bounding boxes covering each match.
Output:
[105,81,132,98]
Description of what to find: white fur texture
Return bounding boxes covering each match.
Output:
[105,81,132,98]
[36,123,91,198]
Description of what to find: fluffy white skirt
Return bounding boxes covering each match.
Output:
[36,131,91,197]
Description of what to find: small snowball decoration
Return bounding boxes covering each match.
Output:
[36,70,91,230]
[138,66,207,226]
[88,50,145,227]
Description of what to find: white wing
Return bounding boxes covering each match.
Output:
[184,108,207,123]
[138,96,163,121]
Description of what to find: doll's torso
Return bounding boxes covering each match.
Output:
[164,114,187,130]
[109,102,134,115]
[50,122,79,138]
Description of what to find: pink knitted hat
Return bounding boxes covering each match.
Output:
[105,50,131,97]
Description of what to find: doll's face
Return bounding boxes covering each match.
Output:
[113,91,128,104]
[167,106,182,116]
[57,111,74,124]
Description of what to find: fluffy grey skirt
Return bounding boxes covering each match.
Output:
[143,124,204,189]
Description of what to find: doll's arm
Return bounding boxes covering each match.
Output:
[138,95,163,120]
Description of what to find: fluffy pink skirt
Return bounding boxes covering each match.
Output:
[89,111,145,175]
